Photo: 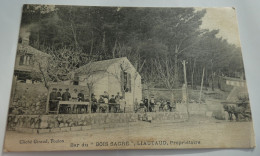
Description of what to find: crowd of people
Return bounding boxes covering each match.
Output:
[49,88,126,114]
[49,88,177,114]
[135,96,176,113]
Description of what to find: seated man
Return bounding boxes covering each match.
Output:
[162,101,168,112]
[104,96,108,104]
[98,96,107,113]
[98,95,105,103]
[78,90,85,102]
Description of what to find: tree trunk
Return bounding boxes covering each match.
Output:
[70,23,79,49]
[90,31,94,56]
[199,67,205,104]
[102,31,106,56]
[211,59,215,91]
[112,38,117,58]
[191,58,196,89]
[174,51,179,87]
[87,83,93,114]
[182,60,188,103]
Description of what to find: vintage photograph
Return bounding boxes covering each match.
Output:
[4,5,255,152]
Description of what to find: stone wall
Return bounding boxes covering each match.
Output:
[9,82,94,115]
[10,83,48,115]
[6,112,188,133]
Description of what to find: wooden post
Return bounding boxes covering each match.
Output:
[182,60,190,119]
[199,67,205,104]
[182,60,188,103]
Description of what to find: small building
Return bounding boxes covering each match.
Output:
[14,41,50,83]
[10,34,51,115]
[73,57,142,112]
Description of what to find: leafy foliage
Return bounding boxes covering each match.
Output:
[20,5,245,89]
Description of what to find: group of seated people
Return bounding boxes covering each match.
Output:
[136,97,176,112]
[49,88,125,114]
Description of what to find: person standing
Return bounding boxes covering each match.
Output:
[115,92,120,103]
[49,88,58,112]
[149,96,155,112]
[109,95,116,112]
[119,97,126,113]
[57,89,62,101]
[144,98,149,112]
[98,96,107,113]
[62,88,71,101]
[91,94,98,113]
[71,89,78,102]
[77,90,85,113]
[62,88,71,113]
[56,89,63,113]
[70,89,78,113]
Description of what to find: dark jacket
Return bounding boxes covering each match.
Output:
[57,92,62,99]
[62,92,71,101]
[109,98,116,103]
[78,93,84,101]
[49,92,57,101]
[91,97,97,103]
[98,98,105,103]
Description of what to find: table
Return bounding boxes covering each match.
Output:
[57,101,90,114]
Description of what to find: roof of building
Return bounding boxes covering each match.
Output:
[74,57,133,75]
[17,43,50,57]
[221,76,245,82]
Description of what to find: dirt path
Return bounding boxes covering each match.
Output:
[4,118,255,151]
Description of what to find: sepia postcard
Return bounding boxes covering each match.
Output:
[3,5,255,152]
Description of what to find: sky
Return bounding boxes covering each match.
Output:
[199,7,241,47]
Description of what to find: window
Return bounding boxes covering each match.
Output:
[19,54,32,65]
[73,76,79,85]
[127,73,131,92]
[121,71,131,92]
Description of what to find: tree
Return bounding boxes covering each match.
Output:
[23,5,245,92]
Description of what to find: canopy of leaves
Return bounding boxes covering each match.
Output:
[21,5,245,89]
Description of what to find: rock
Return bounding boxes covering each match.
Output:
[59,123,64,128]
